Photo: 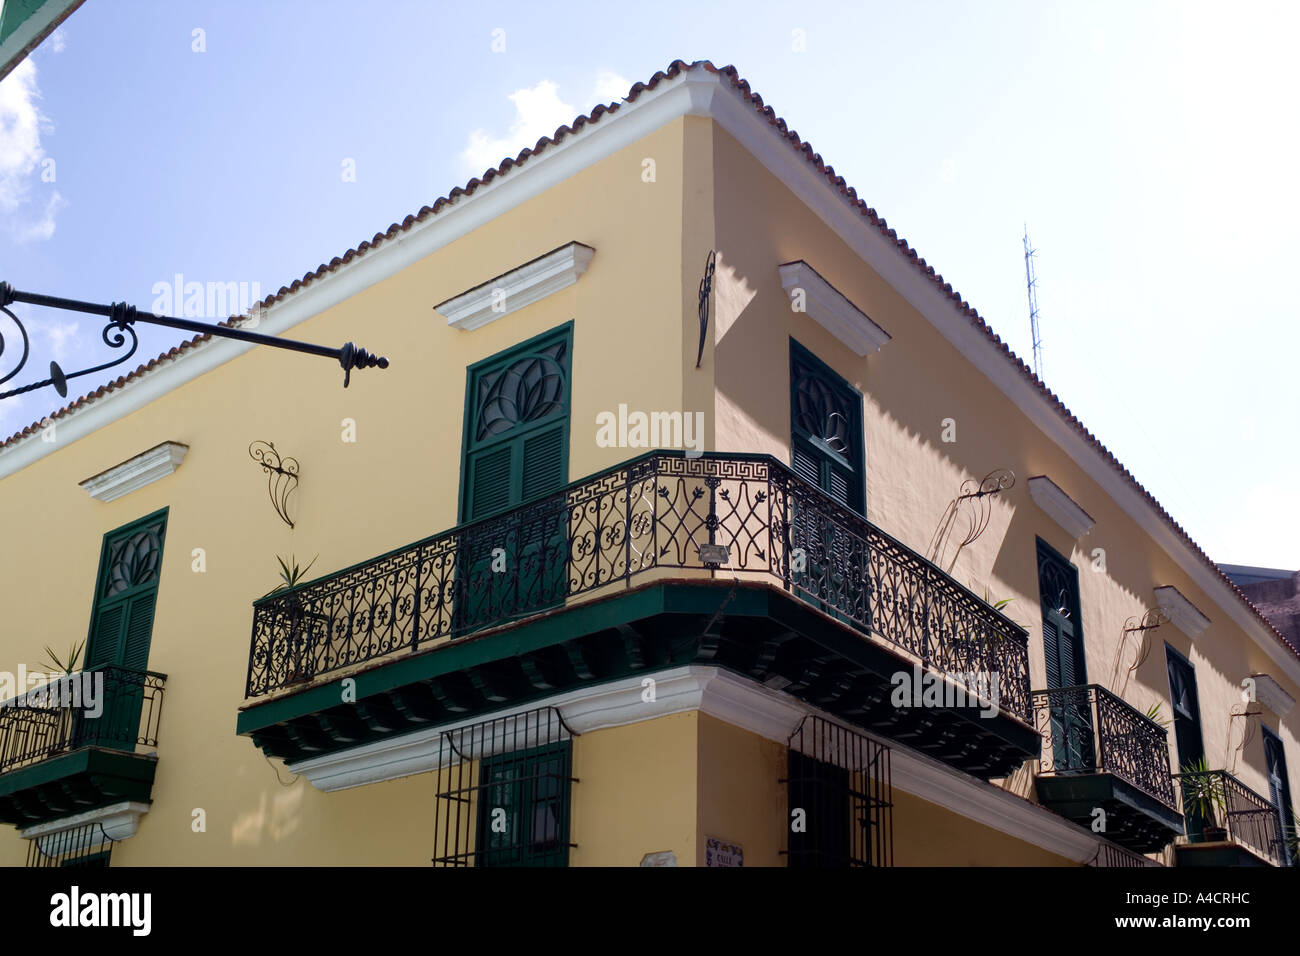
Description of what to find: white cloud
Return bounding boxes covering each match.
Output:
[42,319,78,360]
[460,71,632,174]
[0,58,62,241]
[50,29,67,54]
[592,70,630,104]
[0,393,30,436]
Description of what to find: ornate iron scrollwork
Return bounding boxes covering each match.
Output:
[927,468,1016,573]
[0,282,388,402]
[1,288,141,400]
[1110,608,1169,694]
[695,249,716,369]
[249,441,300,528]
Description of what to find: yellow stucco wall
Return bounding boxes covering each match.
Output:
[0,116,695,865]
[1,95,1296,868]
[891,789,1075,866]
[704,119,1300,810]
[695,712,786,867]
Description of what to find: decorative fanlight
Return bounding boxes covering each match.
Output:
[249,441,300,528]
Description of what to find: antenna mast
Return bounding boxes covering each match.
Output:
[1023,225,1043,379]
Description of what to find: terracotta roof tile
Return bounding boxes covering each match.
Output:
[3,59,1294,663]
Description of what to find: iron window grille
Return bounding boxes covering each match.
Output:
[432,706,577,867]
[1090,841,1162,868]
[782,715,893,867]
[26,822,114,868]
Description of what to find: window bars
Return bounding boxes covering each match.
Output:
[26,822,114,868]
[1090,841,1162,868]
[432,707,577,867]
[783,715,893,867]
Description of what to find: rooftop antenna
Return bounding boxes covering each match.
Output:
[1023,225,1043,379]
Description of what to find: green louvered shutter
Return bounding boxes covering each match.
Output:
[82,510,167,750]
[1036,539,1091,771]
[521,426,565,502]
[788,340,867,630]
[1263,727,1296,865]
[467,445,514,523]
[789,340,865,514]
[457,326,571,634]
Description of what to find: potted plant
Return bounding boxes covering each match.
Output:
[263,555,318,685]
[38,639,85,752]
[1180,757,1228,842]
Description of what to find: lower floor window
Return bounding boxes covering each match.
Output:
[433,707,576,867]
[784,715,892,867]
[27,822,115,868]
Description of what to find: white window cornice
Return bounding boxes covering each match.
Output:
[1154,584,1212,639]
[78,441,188,502]
[1027,475,1095,539]
[1249,673,1296,716]
[778,259,891,357]
[19,800,152,851]
[436,241,595,331]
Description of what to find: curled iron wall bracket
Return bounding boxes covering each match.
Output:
[927,468,1016,573]
[0,282,389,401]
[695,249,716,369]
[249,440,299,529]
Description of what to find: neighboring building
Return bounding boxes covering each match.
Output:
[1221,565,1300,654]
[0,0,84,81]
[0,60,1296,867]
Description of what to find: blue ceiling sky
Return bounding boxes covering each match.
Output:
[1,0,1296,568]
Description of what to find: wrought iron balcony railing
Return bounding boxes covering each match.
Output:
[1032,684,1177,810]
[246,451,1030,719]
[1172,769,1287,866]
[0,665,166,775]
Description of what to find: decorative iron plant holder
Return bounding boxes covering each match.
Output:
[249,441,299,529]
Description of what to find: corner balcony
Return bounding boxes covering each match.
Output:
[1032,684,1183,852]
[0,665,166,828]
[1171,769,1289,867]
[238,452,1037,779]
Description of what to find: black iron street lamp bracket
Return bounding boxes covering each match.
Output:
[0,282,389,401]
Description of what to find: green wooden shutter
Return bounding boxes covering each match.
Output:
[1042,618,1061,689]
[82,510,167,751]
[1036,540,1085,689]
[457,326,571,633]
[1262,727,1295,865]
[86,604,126,670]
[121,591,158,672]
[476,740,572,867]
[789,339,865,514]
[1165,647,1204,768]
[466,445,514,523]
[521,426,565,501]
[460,324,572,523]
[1037,539,1092,771]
